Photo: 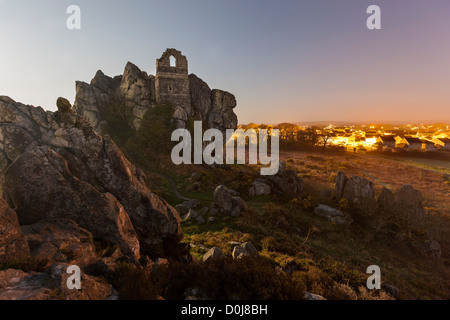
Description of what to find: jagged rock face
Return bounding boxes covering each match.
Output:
[21,219,98,268]
[0,96,181,260]
[209,89,238,133]
[120,62,156,129]
[74,70,122,131]
[189,74,212,121]
[0,199,30,263]
[189,74,238,133]
[74,59,238,135]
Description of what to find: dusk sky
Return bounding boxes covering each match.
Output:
[1,0,449,124]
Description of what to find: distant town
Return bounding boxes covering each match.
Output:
[239,123,450,152]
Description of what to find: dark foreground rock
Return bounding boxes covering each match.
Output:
[0,96,181,260]
[0,199,30,263]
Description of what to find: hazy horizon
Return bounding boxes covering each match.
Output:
[1,0,450,124]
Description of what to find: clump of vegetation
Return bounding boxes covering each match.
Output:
[99,94,135,146]
[338,198,350,211]
[56,97,73,114]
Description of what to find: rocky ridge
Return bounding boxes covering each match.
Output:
[0,95,183,299]
[74,61,238,135]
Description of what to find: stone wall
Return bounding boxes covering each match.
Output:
[155,49,191,128]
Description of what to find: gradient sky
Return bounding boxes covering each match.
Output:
[1,0,449,124]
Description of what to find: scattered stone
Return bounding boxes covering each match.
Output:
[303,291,326,300]
[263,162,303,196]
[314,204,344,219]
[330,216,346,225]
[381,283,399,300]
[182,199,200,210]
[232,242,258,260]
[377,185,425,227]
[228,242,242,250]
[214,185,233,212]
[335,171,348,199]
[342,176,376,217]
[232,245,247,260]
[195,215,206,224]
[249,180,271,196]
[202,247,224,262]
[184,209,199,221]
[424,240,441,260]
[213,185,248,217]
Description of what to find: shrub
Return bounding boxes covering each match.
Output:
[338,198,350,211]
[56,97,73,114]
[114,256,306,300]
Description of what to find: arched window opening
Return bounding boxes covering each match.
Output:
[169,55,176,67]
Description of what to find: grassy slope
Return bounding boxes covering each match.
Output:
[101,103,450,300]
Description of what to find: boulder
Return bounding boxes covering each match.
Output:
[0,199,30,263]
[4,147,141,261]
[195,216,206,224]
[303,291,326,300]
[263,162,303,196]
[232,242,258,260]
[212,185,248,217]
[424,240,441,260]
[202,247,224,262]
[0,97,181,260]
[342,176,376,217]
[214,185,233,212]
[314,205,344,219]
[0,264,117,300]
[335,171,348,199]
[184,209,199,221]
[21,219,98,268]
[392,185,425,222]
[377,185,425,228]
[249,180,271,196]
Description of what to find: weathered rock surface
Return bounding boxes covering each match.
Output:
[0,96,181,261]
[314,205,344,220]
[21,219,98,268]
[232,242,258,260]
[202,247,224,262]
[0,199,30,263]
[335,171,348,199]
[213,185,248,217]
[0,264,117,300]
[424,240,441,260]
[248,180,271,196]
[342,176,376,217]
[377,185,425,227]
[263,162,303,196]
